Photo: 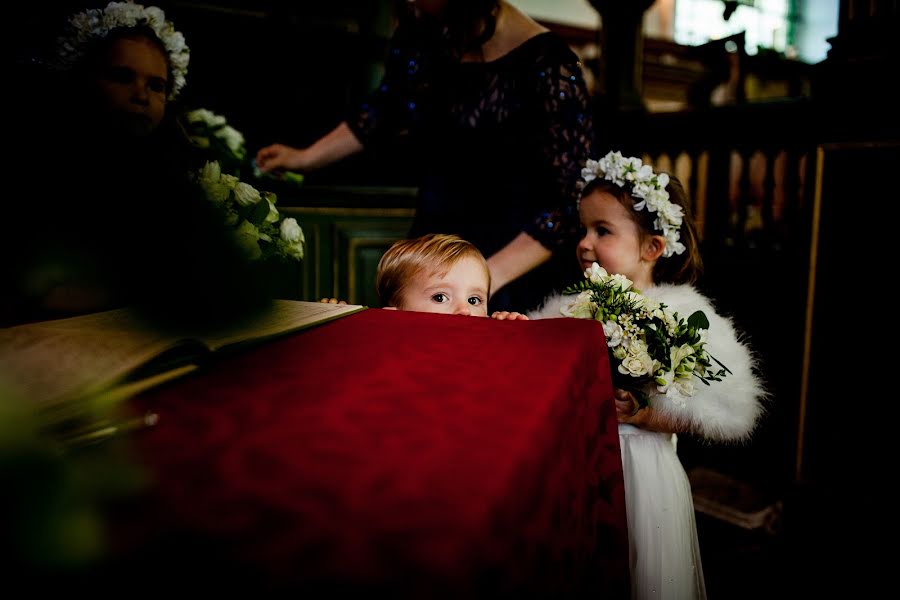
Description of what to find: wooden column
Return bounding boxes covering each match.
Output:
[588,0,656,114]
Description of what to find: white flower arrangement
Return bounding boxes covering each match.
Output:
[562,263,728,406]
[182,107,304,186]
[183,108,247,164]
[581,151,686,258]
[197,161,304,262]
[57,1,189,99]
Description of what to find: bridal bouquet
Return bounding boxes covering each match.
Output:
[561,263,729,407]
[196,160,304,262]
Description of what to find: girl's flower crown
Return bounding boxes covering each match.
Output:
[57,1,189,99]
[581,151,686,258]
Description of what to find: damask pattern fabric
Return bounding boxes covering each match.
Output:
[123,309,628,595]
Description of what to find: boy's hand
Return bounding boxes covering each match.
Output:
[491,311,529,321]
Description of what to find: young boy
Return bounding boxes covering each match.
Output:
[376,233,491,317]
[323,233,527,319]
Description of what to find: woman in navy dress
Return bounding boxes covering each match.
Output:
[257,0,594,311]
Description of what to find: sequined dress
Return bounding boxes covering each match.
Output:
[348,20,594,312]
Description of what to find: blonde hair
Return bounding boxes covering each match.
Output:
[376,234,490,307]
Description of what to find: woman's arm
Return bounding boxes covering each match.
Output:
[256,122,363,173]
[257,16,426,174]
[486,232,551,294]
[493,50,592,293]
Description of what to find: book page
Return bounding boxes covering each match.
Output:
[0,301,365,407]
[0,309,182,407]
[198,300,365,351]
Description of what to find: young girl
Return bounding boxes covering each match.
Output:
[529,152,765,600]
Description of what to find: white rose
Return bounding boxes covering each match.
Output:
[233,182,261,206]
[627,338,648,356]
[618,352,654,377]
[280,218,304,243]
[216,125,245,153]
[219,174,239,190]
[186,108,224,127]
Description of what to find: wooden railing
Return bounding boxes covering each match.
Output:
[599,97,895,494]
[596,100,825,491]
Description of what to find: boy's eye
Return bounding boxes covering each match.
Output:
[431,293,448,303]
[467,296,482,306]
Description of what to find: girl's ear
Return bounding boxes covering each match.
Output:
[642,235,666,262]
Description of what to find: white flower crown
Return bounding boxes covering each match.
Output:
[57,1,189,99]
[581,151,686,258]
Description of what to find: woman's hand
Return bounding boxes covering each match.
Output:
[256,123,364,175]
[255,144,309,173]
[491,311,529,320]
[319,297,347,305]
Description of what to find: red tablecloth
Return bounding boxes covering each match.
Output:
[118,309,628,596]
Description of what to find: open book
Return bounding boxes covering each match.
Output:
[0,300,365,407]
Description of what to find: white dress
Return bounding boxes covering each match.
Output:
[529,284,765,600]
[618,424,705,599]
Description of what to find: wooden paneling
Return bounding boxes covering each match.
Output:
[281,205,415,306]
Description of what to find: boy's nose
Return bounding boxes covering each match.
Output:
[453,302,472,316]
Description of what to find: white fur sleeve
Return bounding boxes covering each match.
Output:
[646,285,766,442]
[526,292,570,320]
[529,287,766,442]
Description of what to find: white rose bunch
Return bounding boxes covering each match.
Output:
[196,161,305,262]
[561,262,729,407]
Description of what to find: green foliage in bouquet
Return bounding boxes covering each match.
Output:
[562,263,730,407]
[196,161,304,263]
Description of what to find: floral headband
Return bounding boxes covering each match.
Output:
[57,1,189,99]
[581,151,686,258]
